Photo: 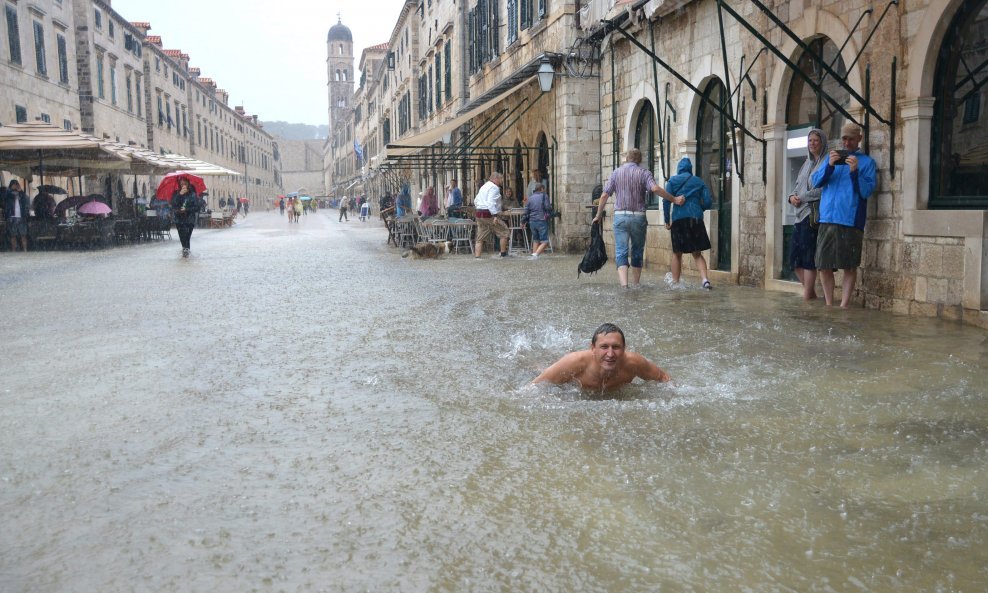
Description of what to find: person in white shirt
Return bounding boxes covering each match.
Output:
[473,172,511,258]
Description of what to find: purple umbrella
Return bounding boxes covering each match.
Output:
[78,200,112,216]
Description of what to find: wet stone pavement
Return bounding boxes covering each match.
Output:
[1,209,987,592]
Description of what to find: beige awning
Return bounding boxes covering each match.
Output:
[384,75,538,159]
[0,121,132,173]
[163,153,241,176]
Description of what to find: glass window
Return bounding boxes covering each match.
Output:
[931,0,988,208]
[63,119,72,130]
[96,54,105,99]
[5,5,21,65]
[110,64,117,105]
[56,34,68,83]
[135,76,142,116]
[40,112,50,123]
[15,104,27,122]
[94,9,102,30]
[697,79,732,271]
[32,20,46,76]
[126,72,133,112]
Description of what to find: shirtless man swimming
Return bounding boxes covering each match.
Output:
[532,323,671,391]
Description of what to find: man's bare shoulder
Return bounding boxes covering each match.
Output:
[533,350,594,384]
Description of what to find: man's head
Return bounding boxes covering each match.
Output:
[450,178,458,187]
[8,180,21,191]
[489,172,504,185]
[625,148,643,164]
[840,123,862,152]
[590,323,626,372]
[531,168,542,180]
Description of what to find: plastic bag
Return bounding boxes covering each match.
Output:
[578,221,608,278]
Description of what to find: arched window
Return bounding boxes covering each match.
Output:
[343,69,348,81]
[339,44,344,56]
[785,37,849,141]
[335,69,341,82]
[931,0,988,208]
[634,100,657,208]
[697,78,732,271]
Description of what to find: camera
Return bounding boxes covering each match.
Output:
[835,149,850,165]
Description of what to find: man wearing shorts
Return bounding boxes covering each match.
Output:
[811,122,877,308]
[593,149,683,288]
[473,172,511,258]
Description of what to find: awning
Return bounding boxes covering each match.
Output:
[384,74,539,159]
[163,153,241,176]
[0,121,132,175]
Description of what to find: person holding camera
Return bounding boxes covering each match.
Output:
[810,122,877,308]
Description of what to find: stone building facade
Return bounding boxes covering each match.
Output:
[326,1,600,250]
[590,0,988,327]
[279,139,326,198]
[1,0,281,212]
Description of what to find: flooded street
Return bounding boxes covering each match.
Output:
[2,210,987,593]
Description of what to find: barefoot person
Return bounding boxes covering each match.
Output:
[533,323,671,391]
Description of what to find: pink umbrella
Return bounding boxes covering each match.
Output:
[78,200,112,215]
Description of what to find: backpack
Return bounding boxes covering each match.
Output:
[578,221,608,278]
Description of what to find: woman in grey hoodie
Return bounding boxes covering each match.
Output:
[787,128,828,300]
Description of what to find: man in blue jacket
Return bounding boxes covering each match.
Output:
[811,122,876,308]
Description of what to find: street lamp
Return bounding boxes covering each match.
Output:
[537,57,555,93]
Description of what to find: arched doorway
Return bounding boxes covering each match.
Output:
[634,100,658,208]
[696,79,732,271]
[536,133,550,194]
[781,36,850,278]
[931,0,988,209]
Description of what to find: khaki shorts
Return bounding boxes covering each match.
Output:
[476,216,510,247]
[815,223,863,270]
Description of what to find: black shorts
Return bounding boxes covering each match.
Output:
[670,217,711,254]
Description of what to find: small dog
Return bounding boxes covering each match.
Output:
[402,241,452,259]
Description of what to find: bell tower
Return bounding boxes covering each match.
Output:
[326,15,354,145]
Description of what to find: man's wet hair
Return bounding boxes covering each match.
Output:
[591,323,625,346]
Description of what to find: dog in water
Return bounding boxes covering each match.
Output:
[402,241,452,259]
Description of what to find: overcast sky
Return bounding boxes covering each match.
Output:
[111,0,408,126]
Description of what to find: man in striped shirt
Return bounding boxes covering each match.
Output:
[593,148,683,288]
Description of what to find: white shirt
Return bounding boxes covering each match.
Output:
[474,181,503,215]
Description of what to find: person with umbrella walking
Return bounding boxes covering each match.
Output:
[171,177,201,258]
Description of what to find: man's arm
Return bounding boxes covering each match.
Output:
[592,192,609,224]
[532,352,588,385]
[628,352,672,382]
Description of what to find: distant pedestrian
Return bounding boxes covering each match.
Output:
[3,179,30,252]
[279,197,285,216]
[360,197,369,221]
[524,183,552,259]
[293,197,303,222]
[339,195,350,222]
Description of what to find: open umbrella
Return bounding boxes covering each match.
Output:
[55,194,109,217]
[155,172,207,201]
[78,200,112,215]
[37,184,67,195]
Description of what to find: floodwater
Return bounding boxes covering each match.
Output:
[1,210,986,593]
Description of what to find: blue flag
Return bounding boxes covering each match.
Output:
[354,139,364,163]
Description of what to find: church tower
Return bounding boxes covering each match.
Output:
[327,16,354,146]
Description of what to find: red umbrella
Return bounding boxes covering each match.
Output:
[155,172,207,201]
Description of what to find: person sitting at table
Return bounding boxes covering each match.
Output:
[418,186,438,218]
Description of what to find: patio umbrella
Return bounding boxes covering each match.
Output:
[37,184,67,194]
[78,200,112,216]
[155,172,207,200]
[55,194,109,217]
[0,121,131,183]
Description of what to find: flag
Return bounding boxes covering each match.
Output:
[354,139,364,163]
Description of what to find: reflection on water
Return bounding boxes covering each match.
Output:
[1,212,986,592]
